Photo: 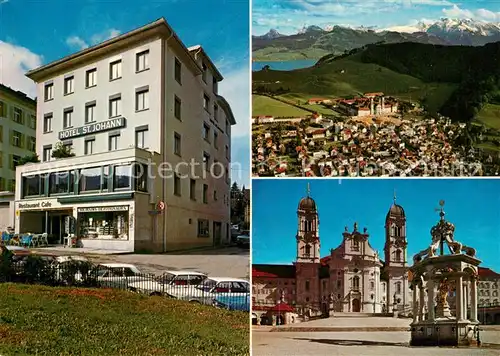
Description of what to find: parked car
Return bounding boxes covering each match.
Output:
[167,277,250,305]
[127,270,207,296]
[213,293,250,311]
[95,263,153,289]
[236,230,250,248]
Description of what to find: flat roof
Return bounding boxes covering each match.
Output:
[0,83,36,106]
[25,18,203,82]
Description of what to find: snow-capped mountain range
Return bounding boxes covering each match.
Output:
[383,18,500,36]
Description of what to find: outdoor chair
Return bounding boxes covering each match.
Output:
[20,235,32,248]
[40,233,49,246]
[1,232,11,244]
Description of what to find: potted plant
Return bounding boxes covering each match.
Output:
[52,142,75,159]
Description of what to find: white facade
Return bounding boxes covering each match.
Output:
[15,18,236,252]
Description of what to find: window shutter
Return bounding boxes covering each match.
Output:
[9,154,13,170]
[20,133,25,148]
[9,130,13,145]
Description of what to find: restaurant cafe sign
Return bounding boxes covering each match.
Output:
[16,199,62,211]
[59,117,126,140]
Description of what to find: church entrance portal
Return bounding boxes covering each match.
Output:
[352,298,361,312]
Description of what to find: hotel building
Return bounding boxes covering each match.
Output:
[0,84,37,230]
[15,18,236,252]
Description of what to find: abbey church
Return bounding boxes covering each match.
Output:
[252,186,411,317]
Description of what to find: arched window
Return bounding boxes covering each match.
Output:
[395,250,402,262]
[352,276,360,291]
[305,244,311,257]
[396,282,402,294]
[352,239,359,251]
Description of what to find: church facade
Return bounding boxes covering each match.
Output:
[252,187,411,317]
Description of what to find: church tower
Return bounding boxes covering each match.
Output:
[296,183,320,263]
[295,184,321,315]
[383,192,409,311]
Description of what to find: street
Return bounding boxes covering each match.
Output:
[252,330,500,356]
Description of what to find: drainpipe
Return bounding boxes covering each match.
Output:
[160,36,167,252]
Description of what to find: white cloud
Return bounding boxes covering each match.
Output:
[0,41,42,98]
[65,36,89,51]
[442,4,500,21]
[218,64,250,138]
[66,28,121,50]
[0,0,9,4]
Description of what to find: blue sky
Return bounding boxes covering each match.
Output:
[253,0,500,35]
[0,0,250,186]
[252,179,500,271]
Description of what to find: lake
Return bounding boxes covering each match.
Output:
[252,59,317,72]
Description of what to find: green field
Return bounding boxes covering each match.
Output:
[253,54,457,113]
[0,284,249,356]
[477,104,500,130]
[253,95,310,117]
[253,48,329,61]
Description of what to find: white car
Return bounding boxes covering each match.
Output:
[127,270,207,296]
[95,263,153,289]
[167,277,250,305]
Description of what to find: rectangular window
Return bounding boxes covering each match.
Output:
[203,94,210,111]
[28,136,36,152]
[79,167,102,192]
[203,123,210,141]
[134,163,148,192]
[109,96,121,117]
[213,77,218,94]
[214,104,218,121]
[135,89,149,111]
[225,145,229,160]
[135,129,148,149]
[114,164,132,190]
[64,76,74,95]
[86,68,97,88]
[22,175,42,197]
[44,83,53,101]
[63,108,73,128]
[85,103,96,123]
[102,166,110,191]
[84,139,94,155]
[197,219,209,237]
[43,146,52,162]
[13,108,22,124]
[213,190,217,201]
[0,101,5,117]
[49,172,69,195]
[214,131,218,149]
[174,132,181,156]
[203,184,208,204]
[136,50,149,72]
[174,96,181,120]
[174,174,181,196]
[30,115,36,129]
[190,179,196,200]
[12,131,22,147]
[203,152,210,171]
[110,60,122,81]
[109,135,119,151]
[174,58,181,84]
[43,114,52,133]
[202,62,207,83]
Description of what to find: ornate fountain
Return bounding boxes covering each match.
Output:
[409,200,481,346]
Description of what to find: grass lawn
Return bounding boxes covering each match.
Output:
[252,95,310,117]
[0,284,249,356]
[253,54,457,113]
[252,48,329,61]
[477,103,500,130]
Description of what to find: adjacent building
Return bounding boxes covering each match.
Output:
[14,18,236,252]
[0,84,37,231]
[252,187,411,320]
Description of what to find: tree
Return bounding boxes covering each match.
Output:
[17,153,40,166]
[52,142,76,159]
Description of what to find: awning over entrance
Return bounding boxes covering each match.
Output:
[268,302,295,313]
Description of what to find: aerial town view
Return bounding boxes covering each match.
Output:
[251,178,500,355]
[252,1,500,177]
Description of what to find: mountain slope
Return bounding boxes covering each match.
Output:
[253,41,500,122]
[253,19,500,61]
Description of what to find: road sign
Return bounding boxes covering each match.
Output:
[157,201,165,211]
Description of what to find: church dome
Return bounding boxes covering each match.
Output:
[298,196,316,211]
[387,203,405,217]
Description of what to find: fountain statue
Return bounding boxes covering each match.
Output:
[409,200,481,347]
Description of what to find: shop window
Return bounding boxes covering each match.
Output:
[102,166,110,191]
[79,167,102,192]
[78,206,129,240]
[114,164,132,190]
[49,172,69,195]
